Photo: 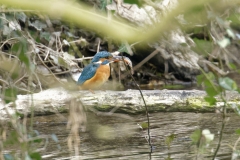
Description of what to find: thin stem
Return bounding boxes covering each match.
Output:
[120,54,153,151]
[212,90,227,159]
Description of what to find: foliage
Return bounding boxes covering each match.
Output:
[0,0,240,159]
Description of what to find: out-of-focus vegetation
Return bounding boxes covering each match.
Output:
[1,0,240,159]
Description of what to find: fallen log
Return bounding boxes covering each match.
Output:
[0,88,239,120]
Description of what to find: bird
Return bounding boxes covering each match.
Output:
[77,51,119,90]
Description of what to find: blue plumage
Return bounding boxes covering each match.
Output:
[77,63,100,85]
[77,51,114,89]
[78,59,111,85]
[91,51,112,63]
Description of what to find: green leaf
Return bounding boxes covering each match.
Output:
[40,32,51,42]
[11,38,30,67]
[196,74,204,85]
[235,129,240,135]
[228,63,237,70]
[140,122,149,129]
[190,129,201,144]
[204,72,216,86]
[165,134,175,149]
[193,38,212,56]
[205,86,219,97]
[29,152,41,160]
[118,41,133,55]
[4,87,17,103]
[3,131,19,146]
[100,0,108,10]
[124,0,142,7]
[204,96,216,105]
[19,51,30,67]
[203,79,212,88]
[227,13,240,27]
[219,77,238,91]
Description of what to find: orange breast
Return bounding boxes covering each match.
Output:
[81,64,110,90]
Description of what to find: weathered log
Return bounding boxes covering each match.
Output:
[0,88,240,120]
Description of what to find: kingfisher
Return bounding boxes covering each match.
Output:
[77,51,120,90]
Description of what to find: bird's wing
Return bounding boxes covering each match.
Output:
[77,63,100,85]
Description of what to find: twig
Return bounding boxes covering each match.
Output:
[120,49,159,79]
[212,90,227,159]
[33,72,43,91]
[120,53,153,153]
[36,51,64,85]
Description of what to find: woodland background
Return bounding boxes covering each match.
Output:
[1,0,240,159]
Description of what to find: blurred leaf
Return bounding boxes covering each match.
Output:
[190,129,201,144]
[205,72,215,81]
[8,20,21,31]
[217,37,230,48]
[216,17,226,26]
[0,59,20,80]
[34,130,40,136]
[196,74,204,85]
[0,18,4,29]
[16,12,27,23]
[207,10,216,19]
[193,38,212,56]
[58,57,68,68]
[164,85,184,89]
[165,134,175,149]
[3,25,13,36]
[203,79,212,88]
[204,96,216,105]
[219,77,238,91]
[100,0,108,10]
[205,86,218,97]
[164,156,173,160]
[33,138,42,143]
[202,129,214,143]
[4,154,14,160]
[12,37,30,67]
[29,20,47,31]
[25,154,32,160]
[235,129,240,135]
[118,41,133,56]
[19,50,30,68]
[226,28,235,39]
[40,32,51,42]
[29,152,41,160]
[231,103,240,116]
[227,13,240,28]
[15,111,24,118]
[228,63,237,70]
[95,125,115,140]
[124,0,142,7]
[4,87,17,103]
[3,131,19,146]
[51,134,59,142]
[140,122,149,129]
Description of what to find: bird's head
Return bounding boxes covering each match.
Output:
[91,51,113,63]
